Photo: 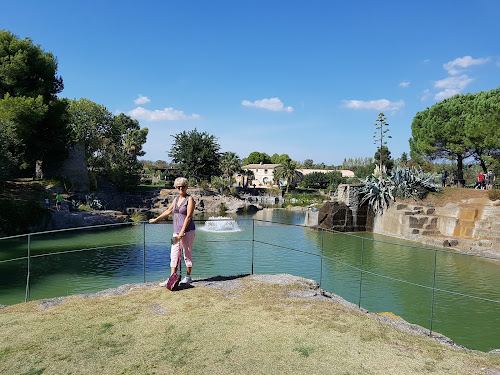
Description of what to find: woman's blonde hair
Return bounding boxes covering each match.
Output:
[174,177,189,188]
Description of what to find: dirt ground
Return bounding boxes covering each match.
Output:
[412,188,490,207]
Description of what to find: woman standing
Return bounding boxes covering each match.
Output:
[149,177,196,285]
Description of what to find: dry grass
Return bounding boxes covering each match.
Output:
[410,188,489,207]
[1,277,499,375]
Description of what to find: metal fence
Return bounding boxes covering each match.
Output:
[1,219,499,349]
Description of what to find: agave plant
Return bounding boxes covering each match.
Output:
[390,166,440,200]
[360,166,440,214]
[360,175,395,214]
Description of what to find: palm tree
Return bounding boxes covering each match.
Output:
[273,159,300,193]
[219,152,242,185]
[244,169,255,188]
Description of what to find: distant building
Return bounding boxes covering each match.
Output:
[238,163,281,187]
[235,163,354,188]
[297,169,355,178]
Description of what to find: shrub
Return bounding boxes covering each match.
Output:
[130,211,146,222]
[488,189,500,201]
[188,177,197,188]
[200,180,210,190]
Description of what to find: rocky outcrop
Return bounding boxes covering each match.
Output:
[150,188,261,215]
[304,184,373,232]
[314,201,372,232]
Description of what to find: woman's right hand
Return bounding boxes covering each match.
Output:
[149,218,157,224]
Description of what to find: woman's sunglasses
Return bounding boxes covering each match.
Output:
[176,185,186,189]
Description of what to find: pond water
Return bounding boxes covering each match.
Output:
[0,209,498,352]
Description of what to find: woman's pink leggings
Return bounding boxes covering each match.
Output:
[170,230,195,268]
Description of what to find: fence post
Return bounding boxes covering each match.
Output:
[320,229,324,287]
[429,249,438,337]
[251,219,255,275]
[143,222,146,283]
[358,238,364,308]
[25,234,31,303]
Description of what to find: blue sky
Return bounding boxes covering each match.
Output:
[2,1,499,165]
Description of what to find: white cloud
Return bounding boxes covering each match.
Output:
[444,56,490,75]
[434,89,461,101]
[342,99,405,112]
[241,97,293,112]
[421,89,431,102]
[127,107,200,121]
[399,81,410,88]
[433,74,473,100]
[134,94,151,105]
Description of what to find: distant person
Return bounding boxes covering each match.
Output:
[441,171,448,187]
[486,170,496,190]
[45,197,50,209]
[149,177,196,286]
[475,172,485,190]
[55,193,63,212]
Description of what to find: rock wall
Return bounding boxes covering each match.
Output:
[373,198,500,259]
[150,189,261,215]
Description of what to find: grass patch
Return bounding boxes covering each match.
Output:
[0,277,499,374]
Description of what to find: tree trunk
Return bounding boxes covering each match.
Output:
[457,154,465,187]
[479,157,488,174]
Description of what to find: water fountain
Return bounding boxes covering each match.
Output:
[200,216,242,232]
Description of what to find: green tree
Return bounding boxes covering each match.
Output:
[0,94,70,175]
[67,101,148,189]
[0,31,70,177]
[219,152,242,183]
[301,172,330,189]
[168,128,221,182]
[398,152,409,166]
[0,121,16,182]
[374,146,394,173]
[302,159,314,169]
[0,30,63,102]
[270,153,280,164]
[462,88,500,172]
[273,159,300,193]
[277,154,292,165]
[410,94,474,185]
[67,98,115,170]
[245,151,271,165]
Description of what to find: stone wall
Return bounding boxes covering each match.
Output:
[372,198,500,258]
